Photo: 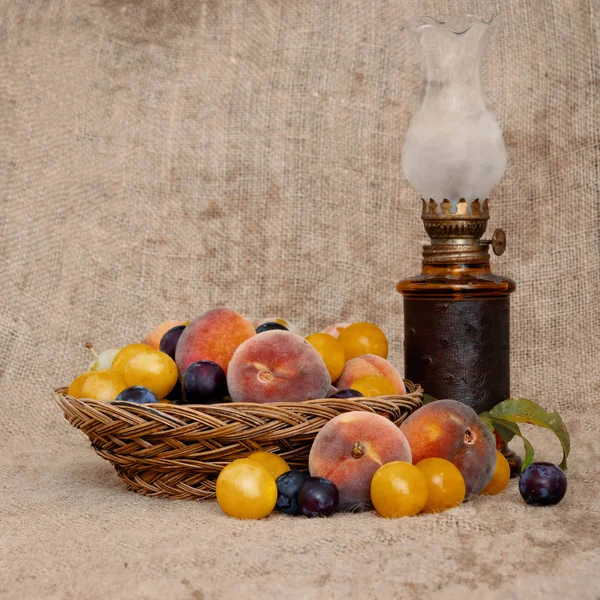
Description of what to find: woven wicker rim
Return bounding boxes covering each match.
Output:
[54,382,423,432]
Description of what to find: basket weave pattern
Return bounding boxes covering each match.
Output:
[54,382,422,500]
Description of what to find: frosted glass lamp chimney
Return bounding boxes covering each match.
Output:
[401,15,506,206]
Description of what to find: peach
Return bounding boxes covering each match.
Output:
[309,411,412,510]
[143,320,187,350]
[227,330,331,403]
[320,322,351,339]
[400,399,496,498]
[335,354,406,394]
[175,308,255,374]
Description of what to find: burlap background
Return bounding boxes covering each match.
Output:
[1,0,599,598]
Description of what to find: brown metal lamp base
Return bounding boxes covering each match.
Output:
[397,198,516,414]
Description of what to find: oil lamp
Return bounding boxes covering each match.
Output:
[397,15,515,414]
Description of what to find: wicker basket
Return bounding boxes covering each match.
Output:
[53,381,423,500]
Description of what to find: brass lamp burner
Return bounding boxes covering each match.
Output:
[421,198,506,265]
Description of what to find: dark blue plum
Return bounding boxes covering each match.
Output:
[255,322,288,334]
[182,360,228,404]
[275,470,310,515]
[330,389,364,399]
[159,325,186,361]
[298,477,339,517]
[116,386,158,404]
[519,462,567,506]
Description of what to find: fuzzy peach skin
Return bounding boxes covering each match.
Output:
[335,354,406,394]
[226,330,331,403]
[175,308,255,374]
[309,411,412,510]
[320,322,351,339]
[400,399,496,498]
[142,320,187,350]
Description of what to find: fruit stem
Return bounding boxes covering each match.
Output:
[85,342,98,358]
[351,442,365,459]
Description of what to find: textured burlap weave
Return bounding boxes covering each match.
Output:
[1,0,599,598]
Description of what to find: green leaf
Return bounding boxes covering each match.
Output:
[489,398,570,470]
[491,419,517,446]
[421,394,438,406]
[478,412,495,435]
[488,417,535,471]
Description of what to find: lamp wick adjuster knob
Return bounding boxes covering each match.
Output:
[481,228,507,256]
